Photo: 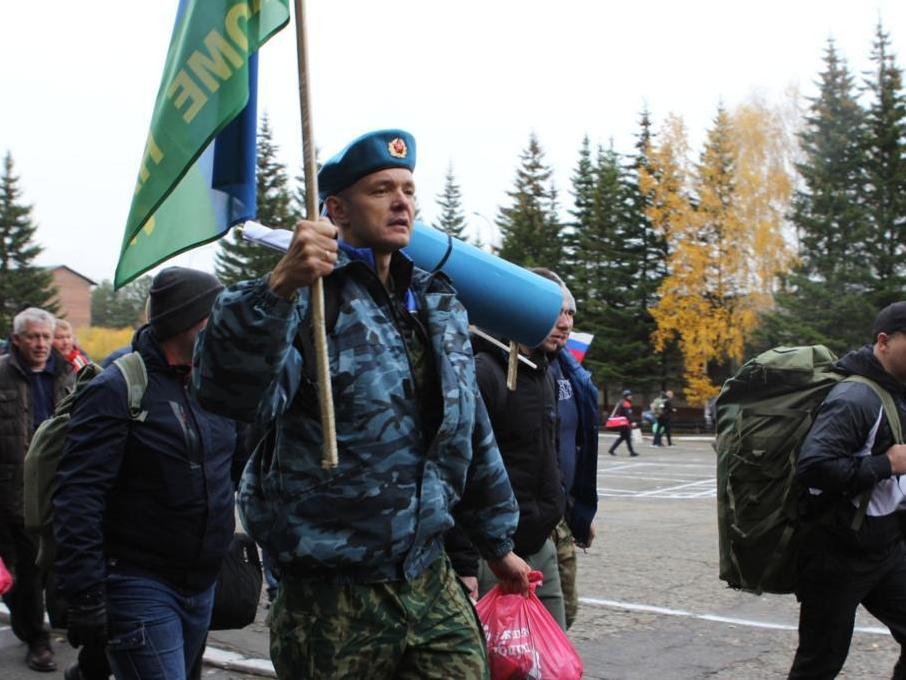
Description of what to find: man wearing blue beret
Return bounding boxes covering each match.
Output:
[193,129,530,678]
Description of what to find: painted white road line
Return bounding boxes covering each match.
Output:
[579,597,888,636]
[597,487,716,499]
[602,462,715,470]
[636,479,717,497]
[598,474,716,483]
[601,462,654,473]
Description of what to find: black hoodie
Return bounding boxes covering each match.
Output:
[797,344,906,552]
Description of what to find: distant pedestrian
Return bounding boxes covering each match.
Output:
[652,389,675,447]
[608,390,638,457]
[0,307,75,673]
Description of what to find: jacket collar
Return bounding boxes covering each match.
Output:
[133,325,191,379]
[836,344,906,396]
[337,241,417,312]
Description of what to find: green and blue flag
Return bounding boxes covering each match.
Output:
[115,0,290,288]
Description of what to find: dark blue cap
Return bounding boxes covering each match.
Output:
[318,129,416,201]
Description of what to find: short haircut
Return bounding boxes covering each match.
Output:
[530,267,564,286]
[13,307,55,335]
[54,319,73,333]
[530,267,576,314]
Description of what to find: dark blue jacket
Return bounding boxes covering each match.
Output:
[557,350,599,545]
[53,327,240,597]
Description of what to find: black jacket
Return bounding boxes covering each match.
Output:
[473,339,564,556]
[797,345,906,552]
[53,327,241,597]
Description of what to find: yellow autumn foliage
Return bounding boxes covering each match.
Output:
[75,327,134,363]
[644,102,794,406]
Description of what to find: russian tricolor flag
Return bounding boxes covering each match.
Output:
[566,332,593,363]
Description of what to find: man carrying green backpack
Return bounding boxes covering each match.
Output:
[789,303,906,678]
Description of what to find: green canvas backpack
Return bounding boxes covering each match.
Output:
[716,345,904,595]
[652,397,667,417]
[23,352,148,570]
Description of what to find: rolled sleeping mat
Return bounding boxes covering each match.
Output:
[239,220,563,348]
[403,221,562,348]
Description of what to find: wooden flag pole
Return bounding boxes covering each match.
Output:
[293,0,337,468]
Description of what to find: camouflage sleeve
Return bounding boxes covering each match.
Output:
[192,277,303,423]
[454,395,518,561]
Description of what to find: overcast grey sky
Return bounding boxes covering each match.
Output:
[2,0,904,284]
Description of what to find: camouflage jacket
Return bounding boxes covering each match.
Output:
[193,247,518,582]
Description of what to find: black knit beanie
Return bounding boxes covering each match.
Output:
[148,267,224,340]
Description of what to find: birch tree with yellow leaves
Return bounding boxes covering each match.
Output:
[644,104,794,405]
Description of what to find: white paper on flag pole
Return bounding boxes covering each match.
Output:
[237,220,293,252]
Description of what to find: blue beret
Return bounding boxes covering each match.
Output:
[318,129,416,200]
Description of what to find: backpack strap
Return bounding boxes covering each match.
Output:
[841,374,904,531]
[113,352,149,422]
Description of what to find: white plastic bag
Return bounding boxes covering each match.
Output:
[631,426,643,446]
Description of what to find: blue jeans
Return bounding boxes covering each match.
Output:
[105,574,215,680]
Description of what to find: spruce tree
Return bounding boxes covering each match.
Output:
[91,276,152,328]
[0,152,57,336]
[433,164,467,240]
[496,133,563,267]
[762,41,875,353]
[629,109,669,312]
[624,109,674,392]
[578,144,635,386]
[863,22,906,307]
[562,135,595,297]
[216,115,296,286]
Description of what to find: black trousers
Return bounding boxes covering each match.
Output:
[608,427,636,455]
[789,538,906,679]
[0,519,49,646]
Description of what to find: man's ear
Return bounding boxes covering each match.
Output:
[324,195,347,226]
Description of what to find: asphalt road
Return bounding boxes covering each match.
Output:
[2,435,900,679]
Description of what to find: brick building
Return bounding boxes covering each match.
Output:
[49,265,96,329]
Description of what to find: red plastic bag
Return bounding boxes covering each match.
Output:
[0,556,13,595]
[476,571,583,679]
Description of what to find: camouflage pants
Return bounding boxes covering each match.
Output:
[268,553,488,679]
[552,519,578,629]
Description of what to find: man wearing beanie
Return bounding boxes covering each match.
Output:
[789,302,906,678]
[53,267,244,680]
[194,129,529,678]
